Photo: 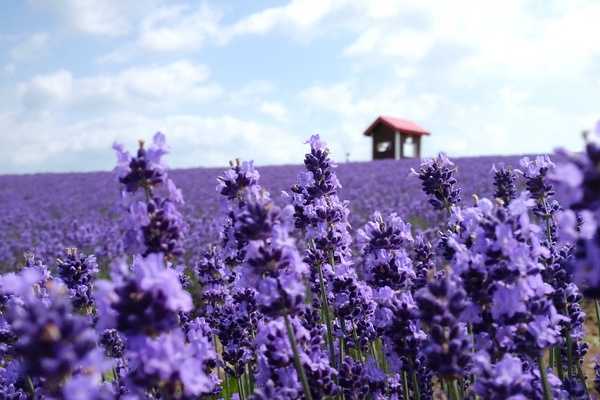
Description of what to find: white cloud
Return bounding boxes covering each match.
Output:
[31,0,158,37]
[17,61,221,114]
[39,0,600,78]
[138,4,222,52]
[259,101,288,122]
[5,58,302,172]
[341,0,600,82]
[445,3,600,81]
[90,0,353,62]
[58,0,133,37]
[300,83,354,115]
[429,94,592,158]
[301,82,438,122]
[343,28,434,61]
[0,111,302,172]
[210,0,600,85]
[224,0,344,41]
[228,81,275,106]
[96,44,139,64]
[498,87,530,109]
[18,70,73,111]
[394,66,418,79]
[107,0,345,56]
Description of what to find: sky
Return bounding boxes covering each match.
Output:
[1,0,599,174]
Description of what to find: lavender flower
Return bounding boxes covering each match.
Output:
[412,153,461,212]
[100,329,125,359]
[412,234,434,292]
[332,268,377,351]
[303,320,338,398]
[374,287,428,400]
[285,135,359,366]
[357,212,415,290]
[252,318,304,399]
[140,197,186,258]
[556,283,588,374]
[472,352,534,399]
[212,293,257,378]
[517,156,560,245]
[253,315,337,400]
[289,135,341,219]
[113,134,167,193]
[217,159,262,267]
[492,164,518,205]
[95,253,192,336]
[0,360,28,399]
[124,327,217,397]
[445,195,565,360]
[357,212,418,365]
[208,161,265,381]
[374,290,425,373]
[62,375,115,400]
[551,126,600,296]
[532,368,569,399]
[194,245,230,317]
[518,156,556,205]
[415,276,471,379]
[339,357,391,399]
[286,134,353,265]
[217,159,261,202]
[1,269,106,395]
[56,247,99,310]
[114,132,186,259]
[414,354,434,400]
[235,187,308,318]
[561,376,589,400]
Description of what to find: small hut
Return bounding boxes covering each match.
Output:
[363,116,429,160]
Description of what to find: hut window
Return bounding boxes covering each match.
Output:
[377,141,392,152]
[403,137,416,158]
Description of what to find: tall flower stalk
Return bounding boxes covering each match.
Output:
[113,132,186,260]
[415,276,471,399]
[233,185,317,399]
[286,135,354,365]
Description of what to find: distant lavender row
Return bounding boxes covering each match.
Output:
[0,155,526,268]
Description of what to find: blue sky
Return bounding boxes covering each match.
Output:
[1,0,599,174]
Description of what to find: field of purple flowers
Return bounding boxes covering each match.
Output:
[0,152,524,270]
[1,128,599,399]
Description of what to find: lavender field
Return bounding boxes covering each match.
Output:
[0,154,524,269]
[1,131,600,400]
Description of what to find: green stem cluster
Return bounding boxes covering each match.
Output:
[446,378,461,400]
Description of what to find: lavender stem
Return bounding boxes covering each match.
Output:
[284,314,314,400]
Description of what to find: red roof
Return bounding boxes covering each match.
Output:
[363,115,430,136]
